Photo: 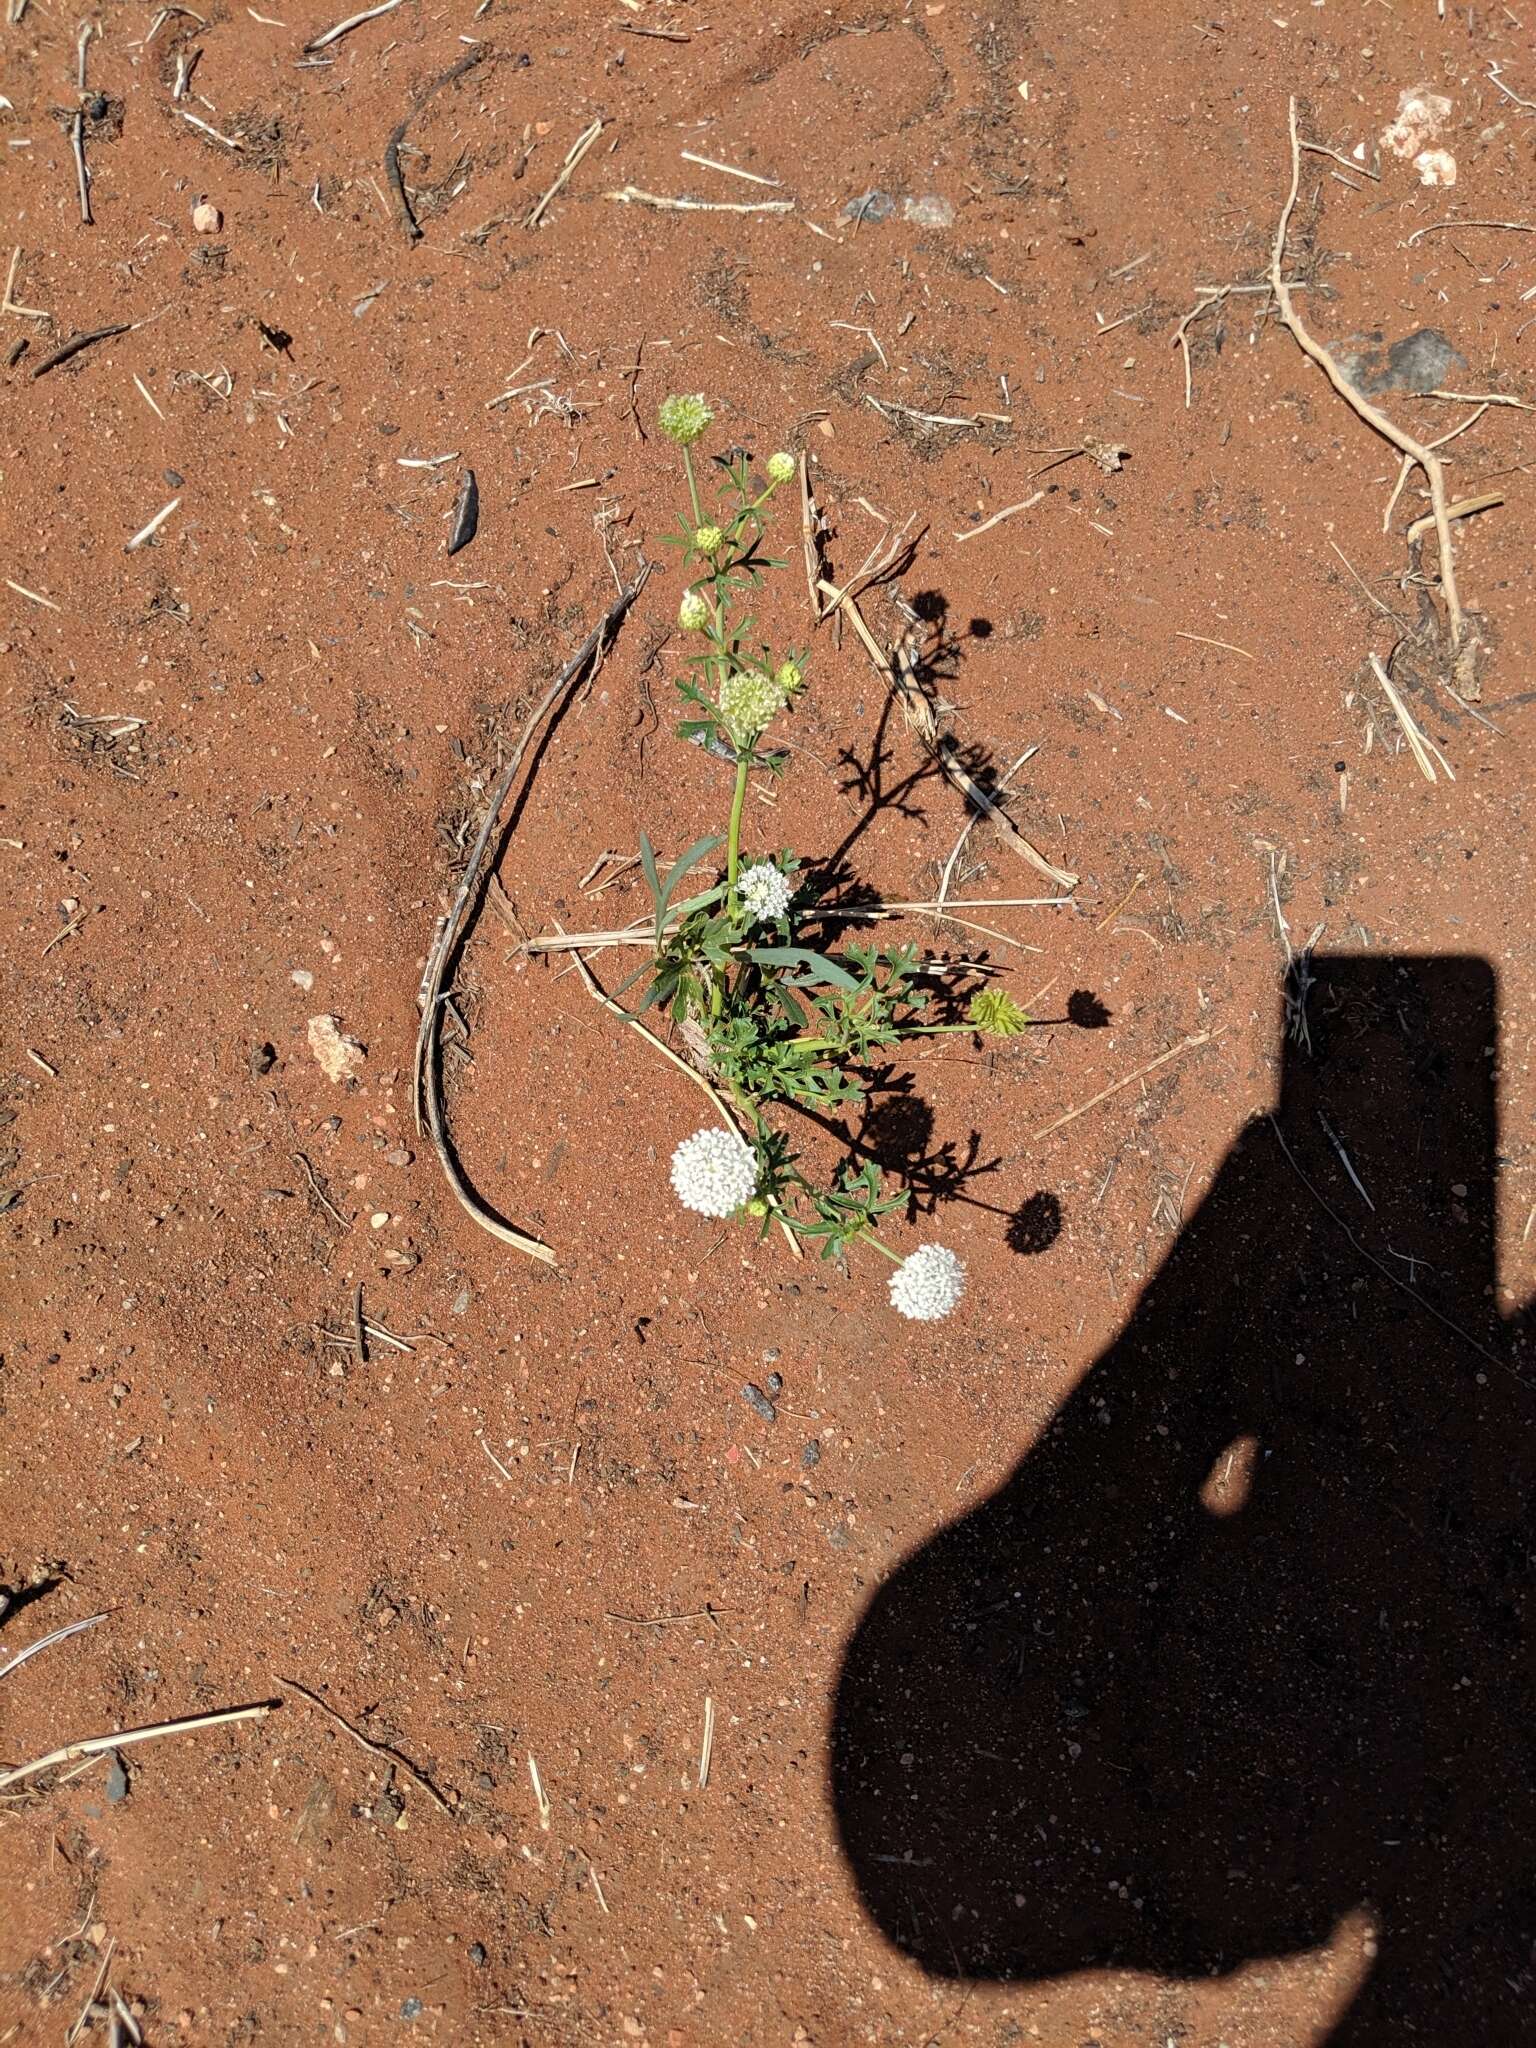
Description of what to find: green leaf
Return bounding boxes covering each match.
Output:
[658,834,723,925]
[637,830,662,916]
[747,946,860,992]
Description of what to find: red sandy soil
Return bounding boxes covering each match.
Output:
[3,2,1535,2043]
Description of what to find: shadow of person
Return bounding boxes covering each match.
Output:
[831,956,1536,2043]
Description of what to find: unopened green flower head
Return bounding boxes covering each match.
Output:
[694,524,724,555]
[659,392,713,445]
[775,660,804,697]
[678,589,710,632]
[968,988,1030,1038]
[719,667,788,744]
[767,451,795,484]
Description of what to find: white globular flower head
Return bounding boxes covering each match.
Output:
[888,1243,966,1322]
[767,451,796,485]
[670,1126,758,1218]
[738,861,792,924]
[678,589,710,632]
[658,392,713,445]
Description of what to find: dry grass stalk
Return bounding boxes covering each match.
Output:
[0,1700,277,1794]
[1368,653,1454,782]
[527,118,603,228]
[1033,1030,1222,1142]
[952,492,1044,542]
[0,1610,107,1681]
[605,185,794,215]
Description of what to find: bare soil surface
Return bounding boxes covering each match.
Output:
[4,3,1536,2043]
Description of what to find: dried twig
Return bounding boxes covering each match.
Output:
[304,0,403,52]
[1369,652,1454,782]
[71,108,92,224]
[1270,97,1468,647]
[125,497,180,551]
[413,569,650,1263]
[1174,630,1255,660]
[0,1611,106,1682]
[3,246,49,320]
[30,323,131,379]
[679,150,780,188]
[292,1149,347,1229]
[278,1676,455,1815]
[605,185,793,216]
[1405,216,1536,245]
[0,1701,277,1794]
[5,577,61,610]
[528,118,603,229]
[953,491,1044,542]
[386,47,484,243]
[176,107,245,151]
[697,1695,715,1791]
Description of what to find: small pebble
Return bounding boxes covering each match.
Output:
[369,1211,389,1229]
[469,1943,487,1967]
[741,1382,777,1423]
[192,200,223,234]
[764,1372,783,1397]
[801,1441,822,1470]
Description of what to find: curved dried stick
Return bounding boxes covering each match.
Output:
[1270,96,1466,646]
[413,568,651,1264]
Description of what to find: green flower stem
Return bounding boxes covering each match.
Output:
[726,752,751,889]
[681,443,704,529]
[787,1021,970,1056]
[861,1231,903,1264]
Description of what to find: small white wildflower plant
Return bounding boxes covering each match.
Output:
[617,399,1035,1317]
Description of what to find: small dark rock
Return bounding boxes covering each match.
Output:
[801,1441,822,1470]
[842,189,896,224]
[249,1041,277,1077]
[469,1943,488,1968]
[764,1372,783,1397]
[106,1752,130,1802]
[1346,327,1467,398]
[163,468,184,488]
[741,1382,777,1423]
[400,1997,423,2021]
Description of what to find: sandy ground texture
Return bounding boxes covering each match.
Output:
[4,1,1536,2043]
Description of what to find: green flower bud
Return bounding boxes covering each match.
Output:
[968,988,1031,1038]
[766,451,795,484]
[678,589,710,632]
[775,660,804,696]
[694,524,724,555]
